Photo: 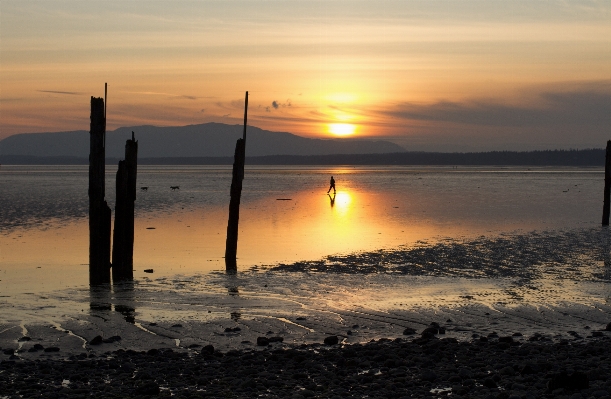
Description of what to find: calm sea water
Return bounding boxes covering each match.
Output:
[0,165,603,294]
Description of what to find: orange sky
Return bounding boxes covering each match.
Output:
[1,1,610,151]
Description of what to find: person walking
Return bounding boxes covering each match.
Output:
[327,176,336,194]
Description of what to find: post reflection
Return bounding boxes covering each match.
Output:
[89,284,111,312]
[113,282,136,324]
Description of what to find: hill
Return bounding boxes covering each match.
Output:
[0,123,404,158]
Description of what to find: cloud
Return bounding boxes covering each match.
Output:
[384,87,611,129]
[271,99,292,110]
[37,90,82,95]
[177,95,198,100]
[272,101,279,109]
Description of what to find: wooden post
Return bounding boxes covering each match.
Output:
[89,96,111,285]
[603,140,611,226]
[225,91,248,272]
[112,132,138,282]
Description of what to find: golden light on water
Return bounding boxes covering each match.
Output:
[331,191,353,216]
[328,123,356,137]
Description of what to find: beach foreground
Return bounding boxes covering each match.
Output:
[2,334,611,398]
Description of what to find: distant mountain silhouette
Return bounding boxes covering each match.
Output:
[0,122,404,158]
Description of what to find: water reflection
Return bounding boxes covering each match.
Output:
[114,282,136,324]
[89,285,111,311]
[328,193,336,207]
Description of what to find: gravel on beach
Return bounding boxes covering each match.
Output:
[2,334,611,399]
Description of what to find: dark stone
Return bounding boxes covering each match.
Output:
[201,345,215,355]
[147,348,159,356]
[605,322,611,331]
[3,349,14,355]
[324,336,339,345]
[268,337,284,343]
[257,337,270,346]
[171,324,182,328]
[135,382,160,395]
[482,378,497,388]
[591,331,604,337]
[547,371,589,392]
[422,327,438,335]
[403,328,416,335]
[89,335,103,345]
[33,344,44,350]
[296,317,306,321]
[43,347,60,352]
[17,337,31,342]
[498,336,514,343]
[102,336,121,343]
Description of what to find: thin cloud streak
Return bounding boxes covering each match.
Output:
[37,90,83,95]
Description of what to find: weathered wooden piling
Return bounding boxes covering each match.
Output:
[603,140,611,226]
[112,132,138,282]
[225,91,248,272]
[89,96,111,285]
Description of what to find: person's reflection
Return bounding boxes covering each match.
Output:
[328,192,336,207]
[113,282,136,323]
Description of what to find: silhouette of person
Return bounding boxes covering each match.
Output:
[328,192,336,207]
[327,176,336,194]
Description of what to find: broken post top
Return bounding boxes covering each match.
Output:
[90,97,105,127]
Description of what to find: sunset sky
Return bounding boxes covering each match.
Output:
[1,1,610,151]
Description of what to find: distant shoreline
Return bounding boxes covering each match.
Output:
[0,149,604,166]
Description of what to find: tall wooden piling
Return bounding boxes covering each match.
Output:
[225,91,248,273]
[112,132,138,282]
[89,96,111,285]
[603,140,611,226]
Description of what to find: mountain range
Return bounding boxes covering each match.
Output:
[0,123,404,158]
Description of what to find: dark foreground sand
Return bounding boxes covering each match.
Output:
[2,331,611,399]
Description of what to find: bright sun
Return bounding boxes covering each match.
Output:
[328,123,356,137]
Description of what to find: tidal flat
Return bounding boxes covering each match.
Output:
[1,166,610,397]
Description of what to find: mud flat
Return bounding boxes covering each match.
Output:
[2,227,611,397]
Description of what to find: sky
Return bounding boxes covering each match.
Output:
[1,0,610,151]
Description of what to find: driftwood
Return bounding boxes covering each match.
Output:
[225,91,248,272]
[89,96,111,285]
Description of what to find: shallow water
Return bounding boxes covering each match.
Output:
[1,165,610,351]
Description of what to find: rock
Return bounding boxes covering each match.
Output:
[102,336,121,343]
[591,331,603,337]
[403,328,416,335]
[499,336,514,343]
[547,371,589,392]
[605,322,611,331]
[296,317,306,321]
[89,335,103,345]
[420,370,437,382]
[33,344,44,350]
[17,336,31,342]
[171,324,182,328]
[201,345,214,354]
[3,349,14,355]
[43,347,60,352]
[135,382,160,395]
[422,327,438,335]
[147,349,160,356]
[324,336,339,345]
[257,337,270,346]
[144,269,154,273]
[482,378,497,388]
[268,337,284,343]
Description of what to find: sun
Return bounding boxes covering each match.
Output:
[328,123,356,137]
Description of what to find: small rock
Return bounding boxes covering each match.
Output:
[403,328,416,335]
[605,322,611,331]
[171,324,182,328]
[89,336,103,345]
[324,336,339,345]
[201,345,215,355]
[144,269,154,273]
[257,337,270,346]
[17,336,31,342]
[268,336,284,343]
[498,336,514,343]
[43,347,60,352]
[135,382,160,395]
[420,370,437,382]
